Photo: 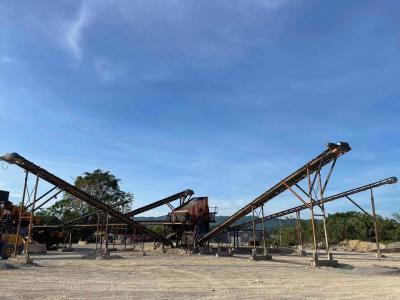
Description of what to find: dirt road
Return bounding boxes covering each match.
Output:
[0,245,399,299]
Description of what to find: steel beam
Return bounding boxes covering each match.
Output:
[32,190,63,212]
[198,142,351,244]
[124,190,193,218]
[230,176,397,231]
[1,152,173,246]
[25,186,58,210]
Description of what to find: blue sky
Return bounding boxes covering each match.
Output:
[0,0,398,218]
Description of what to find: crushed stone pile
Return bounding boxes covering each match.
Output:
[339,240,386,252]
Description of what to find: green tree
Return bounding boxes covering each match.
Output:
[393,212,400,223]
[38,169,133,223]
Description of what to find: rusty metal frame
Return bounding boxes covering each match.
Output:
[282,157,333,257]
[32,190,63,212]
[198,142,351,245]
[13,171,29,257]
[231,177,396,259]
[344,191,382,257]
[124,190,194,218]
[230,177,396,230]
[24,186,58,210]
[1,153,173,246]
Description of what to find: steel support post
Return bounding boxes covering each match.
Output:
[295,210,304,253]
[236,230,239,248]
[345,196,372,217]
[32,190,63,212]
[261,205,267,255]
[24,186,57,210]
[95,212,100,251]
[13,171,29,257]
[68,231,72,247]
[25,174,39,261]
[307,167,318,255]
[105,211,110,254]
[235,230,238,248]
[321,159,337,194]
[317,171,330,257]
[370,189,381,258]
[251,206,256,255]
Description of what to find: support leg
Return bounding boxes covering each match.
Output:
[295,210,305,255]
[25,174,39,263]
[95,212,100,252]
[307,167,318,256]
[260,205,271,260]
[105,211,110,255]
[318,171,331,257]
[14,171,28,257]
[252,206,256,256]
[370,189,382,258]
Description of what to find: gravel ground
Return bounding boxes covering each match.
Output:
[0,244,399,299]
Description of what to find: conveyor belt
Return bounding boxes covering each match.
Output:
[124,189,194,218]
[198,142,351,244]
[0,153,173,246]
[230,176,397,231]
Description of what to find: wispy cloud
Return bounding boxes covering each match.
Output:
[62,2,91,62]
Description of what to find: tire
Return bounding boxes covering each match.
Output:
[1,243,14,259]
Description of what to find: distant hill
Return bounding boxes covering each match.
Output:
[133,215,167,221]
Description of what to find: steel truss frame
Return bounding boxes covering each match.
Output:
[229,177,397,257]
[0,152,173,261]
[198,142,351,247]
[63,190,193,251]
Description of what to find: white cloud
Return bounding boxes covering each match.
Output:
[84,0,290,76]
[62,2,91,62]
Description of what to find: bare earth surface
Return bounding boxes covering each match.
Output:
[1,244,399,299]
